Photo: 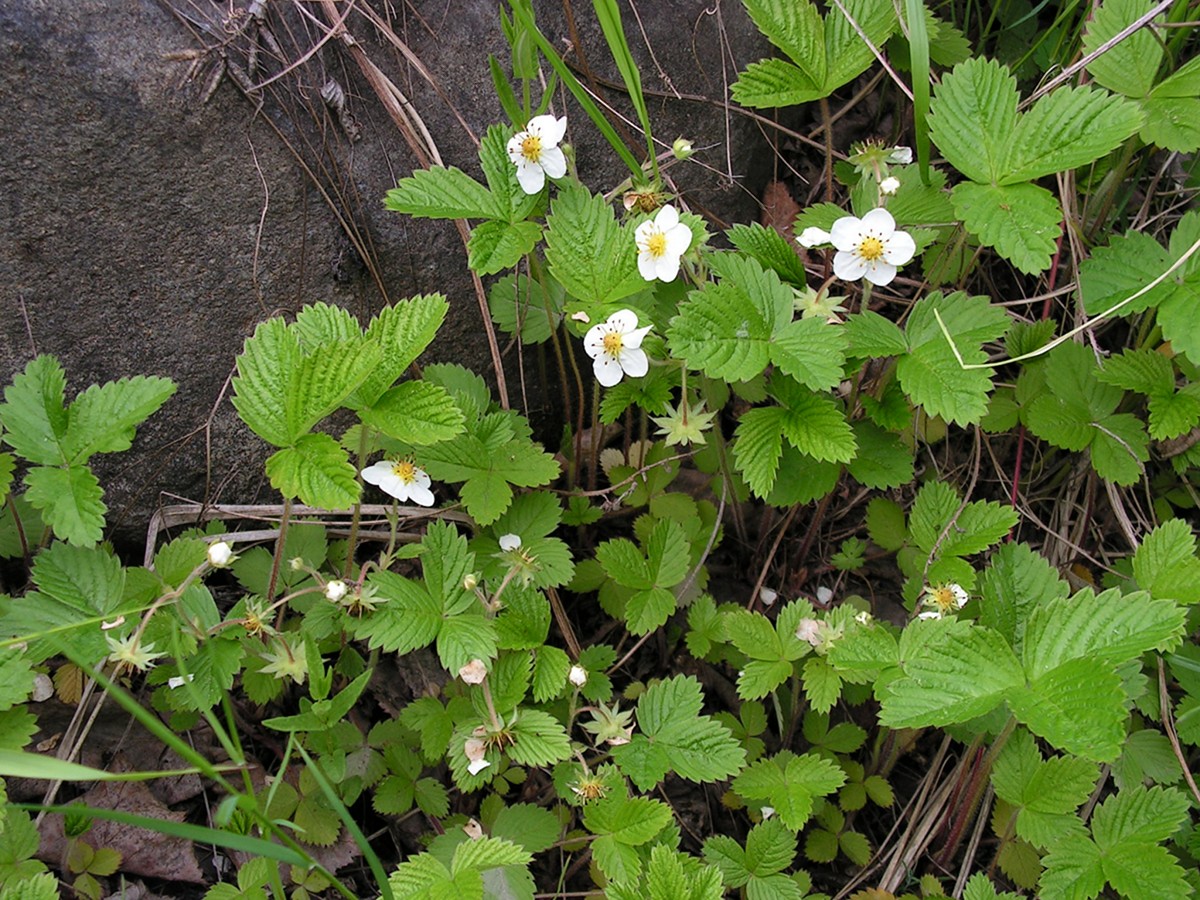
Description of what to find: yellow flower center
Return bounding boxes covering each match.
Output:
[392,461,417,484]
[858,236,885,261]
[927,585,958,613]
[602,331,624,356]
[646,231,668,258]
[521,134,542,162]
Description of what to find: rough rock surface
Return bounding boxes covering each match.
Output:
[0,0,771,548]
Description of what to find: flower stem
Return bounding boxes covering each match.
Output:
[342,424,373,580]
[268,497,293,619]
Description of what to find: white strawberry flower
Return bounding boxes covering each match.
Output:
[361,460,435,507]
[324,580,349,604]
[635,205,692,282]
[583,309,653,387]
[918,583,970,620]
[829,208,916,286]
[506,115,568,194]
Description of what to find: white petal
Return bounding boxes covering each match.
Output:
[797,226,831,247]
[528,114,567,145]
[499,533,522,551]
[833,250,869,282]
[665,222,692,256]
[829,216,865,251]
[917,610,941,620]
[607,309,640,333]
[515,161,545,194]
[380,474,409,501]
[859,207,897,237]
[623,324,653,350]
[539,146,567,179]
[883,230,916,265]
[634,219,656,251]
[879,176,901,195]
[638,251,659,281]
[889,146,913,164]
[654,253,681,282]
[467,758,491,776]
[654,204,680,230]
[593,354,624,386]
[583,323,608,358]
[361,460,394,486]
[863,261,898,286]
[408,482,436,507]
[506,133,527,163]
[619,347,648,378]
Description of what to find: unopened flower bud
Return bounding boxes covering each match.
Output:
[568,665,588,687]
[207,541,236,568]
[463,573,479,592]
[759,587,778,607]
[888,146,913,164]
[879,176,900,195]
[289,556,305,571]
[672,137,695,160]
[324,580,348,603]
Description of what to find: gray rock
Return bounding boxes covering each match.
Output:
[0,0,770,549]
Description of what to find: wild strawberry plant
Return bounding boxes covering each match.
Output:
[1,0,1200,898]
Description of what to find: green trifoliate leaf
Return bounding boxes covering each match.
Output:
[727,601,811,700]
[419,417,559,526]
[0,355,69,465]
[1083,0,1200,152]
[349,294,448,408]
[1039,786,1192,900]
[351,571,441,654]
[488,273,563,346]
[928,57,1019,184]
[769,317,848,392]
[733,374,855,499]
[1021,587,1186,678]
[544,185,644,307]
[385,165,503,220]
[879,619,1024,728]
[1024,341,1150,485]
[264,433,360,509]
[979,541,1069,649]
[0,649,35,712]
[611,675,745,790]
[846,421,913,489]
[1082,0,1161,98]
[23,465,106,548]
[951,181,1063,275]
[1003,85,1143,184]
[60,375,176,465]
[468,220,542,275]
[732,0,896,108]
[727,222,808,285]
[293,300,360,345]
[232,317,381,448]
[359,381,465,445]
[1079,230,1174,317]
[1007,657,1127,762]
[844,310,908,358]
[897,291,1010,426]
[731,750,846,831]
[507,708,571,767]
[1132,518,1200,605]
[991,728,1098,849]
